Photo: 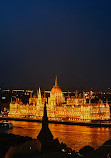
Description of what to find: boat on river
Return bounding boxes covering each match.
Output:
[0,122,13,129]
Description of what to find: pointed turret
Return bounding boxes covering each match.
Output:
[38,87,41,98]
[39,87,41,94]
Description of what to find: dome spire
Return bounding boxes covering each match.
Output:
[55,76,58,86]
[38,87,41,98]
[39,87,41,94]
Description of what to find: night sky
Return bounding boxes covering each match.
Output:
[0,0,111,91]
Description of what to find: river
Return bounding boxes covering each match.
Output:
[6,120,111,151]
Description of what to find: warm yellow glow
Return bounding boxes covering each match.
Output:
[9,78,110,122]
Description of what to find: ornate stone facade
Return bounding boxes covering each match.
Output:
[8,77,110,122]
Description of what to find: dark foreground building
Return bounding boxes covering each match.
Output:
[37,102,54,152]
[37,102,75,154]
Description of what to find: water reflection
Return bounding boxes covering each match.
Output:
[7,121,111,151]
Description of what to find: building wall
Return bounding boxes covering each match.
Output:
[8,86,110,122]
[9,99,110,122]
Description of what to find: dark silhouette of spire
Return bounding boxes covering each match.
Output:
[42,101,48,129]
[37,102,53,152]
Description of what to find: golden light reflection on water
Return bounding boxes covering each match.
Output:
[7,121,111,151]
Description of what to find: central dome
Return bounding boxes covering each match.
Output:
[48,77,65,105]
[51,86,62,93]
[51,76,62,93]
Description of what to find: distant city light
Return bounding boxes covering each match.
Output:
[2,97,6,100]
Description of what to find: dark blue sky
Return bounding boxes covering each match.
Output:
[0,0,111,90]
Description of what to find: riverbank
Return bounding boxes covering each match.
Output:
[0,132,76,158]
[0,133,33,158]
[1,132,111,158]
[0,117,111,127]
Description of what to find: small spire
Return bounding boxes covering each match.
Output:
[55,76,58,86]
[38,87,41,98]
[39,87,41,94]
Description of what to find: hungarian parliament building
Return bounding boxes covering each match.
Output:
[9,77,110,122]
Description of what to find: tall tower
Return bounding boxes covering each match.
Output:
[48,77,65,106]
[37,102,53,151]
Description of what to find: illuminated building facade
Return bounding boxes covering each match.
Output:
[9,77,110,122]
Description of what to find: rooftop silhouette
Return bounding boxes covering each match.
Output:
[37,102,53,152]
